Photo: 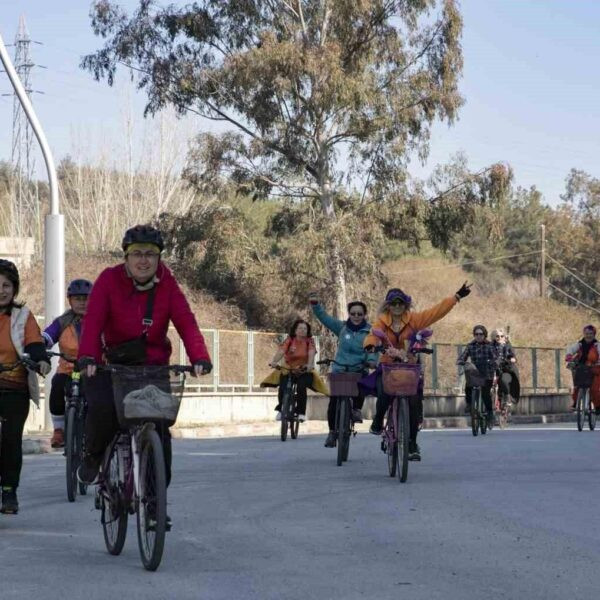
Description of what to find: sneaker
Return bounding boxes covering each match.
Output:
[324,432,336,448]
[146,510,172,532]
[0,487,18,514]
[50,428,65,449]
[77,455,101,486]
[408,442,421,462]
[297,414,306,422]
[352,409,363,423]
[275,411,282,421]
[369,422,383,435]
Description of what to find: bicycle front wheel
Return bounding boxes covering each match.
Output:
[101,440,128,556]
[65,405,78,502]
[577,389,585,432]
[397,397,409,483]
[136,428,167,572]
[471,389,479,437]
[337,398,351,466]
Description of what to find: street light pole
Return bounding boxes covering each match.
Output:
[0,29,64,431]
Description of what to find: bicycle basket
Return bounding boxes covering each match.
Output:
[464,366,487,388]
[110,366,185,428]
[328,372,362,397]
[381,363,421,396]
[573,365,594,388]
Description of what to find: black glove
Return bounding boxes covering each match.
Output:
[76,356,97,371]
[194,360,213,375]
[455,282,472,299]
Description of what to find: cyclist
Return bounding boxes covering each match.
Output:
[457,325,499,421]
[261,319,328,422]
[565,325,600,412]
[308,293,377,447]
[490,328,520,409]
[364,284,471,461]
[43,279,93,448]
[0,259,50,514]
[77,225,213,494]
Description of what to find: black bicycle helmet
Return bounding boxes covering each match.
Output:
[67,279,93,297]
[472,324,488,338]
[121,225,164,252]
[0,259,20,297]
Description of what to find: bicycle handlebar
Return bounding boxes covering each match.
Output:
[97,364,196,375]
[47,350,77,364]
[316,358,366,368]
[0,354,41,374]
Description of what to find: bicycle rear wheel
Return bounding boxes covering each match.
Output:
[337,398,351,466]
[577,389,585,432]
[471,389,479,437]
[397,397,409,483]
[101,439,128,556]
[136,428,167,572]
[65,405,78,502]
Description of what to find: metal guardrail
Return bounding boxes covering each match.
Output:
[38,314,570,396]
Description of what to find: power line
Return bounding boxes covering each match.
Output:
[546,281,600,316]
[546,253,600,299]
[388,250,541,275]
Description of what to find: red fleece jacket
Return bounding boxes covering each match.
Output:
[78,263,210,365]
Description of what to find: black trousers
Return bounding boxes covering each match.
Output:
[0,389,30,489]
[373,373,421,443]
[49,373,71,416]
[275,372,312,415]
[465,380,494,412]
[83,372,173,486]
[327,393,365,430]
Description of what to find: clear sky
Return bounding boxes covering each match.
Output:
[1,0,599,205]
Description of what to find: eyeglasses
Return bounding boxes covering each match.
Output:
[128,251,160,260]
[349,312,364,317]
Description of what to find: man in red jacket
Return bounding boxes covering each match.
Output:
[77,225,212,489]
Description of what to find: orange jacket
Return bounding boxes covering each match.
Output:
[363,295,458,364]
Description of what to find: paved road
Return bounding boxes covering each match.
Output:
[1,425,599,600]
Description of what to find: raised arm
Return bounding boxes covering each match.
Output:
[310,302,344,336]
[412,296,459,331]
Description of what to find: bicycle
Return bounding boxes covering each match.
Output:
[93,363,192,571]
[493,361,514,430]
[316,358,365,467]
[464,366,489,437]
[573,365,596,432]
[48,351,88,502]
[273,365,305,442]
[380,349,432,483]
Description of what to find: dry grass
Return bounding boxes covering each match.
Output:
[19,254,246,330]
[383,256,596,348]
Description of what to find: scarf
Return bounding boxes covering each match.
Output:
[579,338,597,364]
[345,318,367,332]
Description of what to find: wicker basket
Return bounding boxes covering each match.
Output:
[381,363,421,396]
[573,365,594,388]
[328,372,362,397]
[110,365,185,428]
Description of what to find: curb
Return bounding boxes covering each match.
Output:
[23,413,579,451]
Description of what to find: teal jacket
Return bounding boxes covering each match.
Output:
[311,303,376,373]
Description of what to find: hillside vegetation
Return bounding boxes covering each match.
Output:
[19,253,594,349]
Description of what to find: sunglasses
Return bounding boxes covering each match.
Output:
[495,335,505,339]
[389,301,405,307]
[474,332,485,336]
[128,251,160,260]
[349,312,364,317]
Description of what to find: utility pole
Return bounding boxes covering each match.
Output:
[540,224,546,298]
[1,25,64,432]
